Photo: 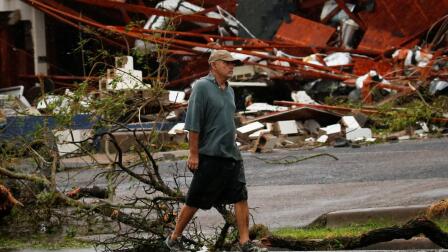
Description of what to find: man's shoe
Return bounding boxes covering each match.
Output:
[165,236,184,251]
[240,240,268,252]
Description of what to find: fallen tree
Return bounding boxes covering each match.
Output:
[261,217,448,250]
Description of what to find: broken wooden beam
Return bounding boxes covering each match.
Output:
[273,101,379,115]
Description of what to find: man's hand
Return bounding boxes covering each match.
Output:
[187,131,200,173]
[187,153,199,173]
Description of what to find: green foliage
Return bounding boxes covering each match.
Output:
[124,20,145,32]
[0,235,92,249]
[36,191,57,205]
[432,96,448,112]
[249,224,271,240]
[65,226,78,238]
[0,141,25,162]
[371,100,436,133]
[226,227,239,244]
[76,38,112,70]
[89,91,131,127]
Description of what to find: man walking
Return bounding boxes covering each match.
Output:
[165,50,267,252]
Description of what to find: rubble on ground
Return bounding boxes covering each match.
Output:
[1,1,448,154]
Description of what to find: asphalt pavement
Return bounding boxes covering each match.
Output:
[172,138,448,229]
[57,137,448,230]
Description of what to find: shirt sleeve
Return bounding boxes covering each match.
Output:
[184,82,206,132]
[229,87,236,112]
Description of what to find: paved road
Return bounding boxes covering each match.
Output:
[57,138,448,230]
[173,138,448,229]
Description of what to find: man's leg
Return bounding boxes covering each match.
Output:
[171,204,198,240]
[234,200,250,244]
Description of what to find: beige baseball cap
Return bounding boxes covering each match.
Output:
[208,50,242,64]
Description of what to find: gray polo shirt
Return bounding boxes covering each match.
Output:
[185,73,242,161]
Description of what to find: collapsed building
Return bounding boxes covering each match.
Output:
[1,0,448,154]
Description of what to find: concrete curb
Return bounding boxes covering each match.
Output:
[324,205,428,227]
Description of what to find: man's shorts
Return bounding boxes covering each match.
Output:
[185,154,248,210]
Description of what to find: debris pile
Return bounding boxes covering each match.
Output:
[234,108,376,152]
[1,0,448,154]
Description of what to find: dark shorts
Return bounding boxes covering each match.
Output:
[185,155,248,210]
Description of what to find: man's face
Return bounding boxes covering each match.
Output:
[212,60,235,80]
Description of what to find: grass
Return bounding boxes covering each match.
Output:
[272,218,448,240]
[0,235,93,250]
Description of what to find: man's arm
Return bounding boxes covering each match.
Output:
[187,131,199,172]
[184,81,204,172]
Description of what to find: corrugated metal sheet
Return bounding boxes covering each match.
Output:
[274,14,335,47]
[358,0,448,52]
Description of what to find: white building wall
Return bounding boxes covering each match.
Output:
[1,0,48,75]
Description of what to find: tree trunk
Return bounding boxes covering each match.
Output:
[263,217,448,250]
